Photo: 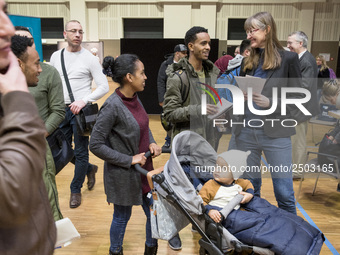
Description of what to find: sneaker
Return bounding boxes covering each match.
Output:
[168,233,182,250]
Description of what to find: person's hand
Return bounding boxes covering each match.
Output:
[243,90,248,101]
[252,93,270,108]
[149,143,161,158]
[239,191,253,204]
[208,209,222,223]
[326,95,337,105]
[69,100,87,115]
[159,102,164,107]
[0,52,28,95]
[131,152,146,166]
[207,104,219,115]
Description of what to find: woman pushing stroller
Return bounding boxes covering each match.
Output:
[90,54,161,255]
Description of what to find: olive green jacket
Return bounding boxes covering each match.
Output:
[29,62,65,221]
[163,57,220,149]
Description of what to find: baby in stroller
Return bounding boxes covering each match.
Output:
[197,150,324,255]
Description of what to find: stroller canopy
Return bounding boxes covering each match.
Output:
[162,131,217,215]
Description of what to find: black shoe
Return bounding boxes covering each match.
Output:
[191,225,198,233]
[162,141,170,150]
[168,234,182,250]
[87,164,98,190]
[144,244,158,255]
[109,247,123,255]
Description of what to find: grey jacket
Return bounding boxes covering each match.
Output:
[163,57,220,149]
[90,92,155,206]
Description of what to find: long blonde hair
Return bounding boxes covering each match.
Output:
[316,55,329,72]
[243,12,283,72]
[322,79,340,98]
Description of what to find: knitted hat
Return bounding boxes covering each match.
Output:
[217,150,251,180]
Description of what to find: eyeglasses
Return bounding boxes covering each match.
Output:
[66,29,84,35]
[246,28,259,35]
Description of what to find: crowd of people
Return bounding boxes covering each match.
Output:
[0,0,337,253]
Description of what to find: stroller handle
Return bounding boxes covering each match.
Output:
[134,147,170,180]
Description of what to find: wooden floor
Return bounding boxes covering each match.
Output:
[55,82,340,255]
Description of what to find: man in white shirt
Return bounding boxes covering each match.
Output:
[287,31,319,180]
[50,20,109,208]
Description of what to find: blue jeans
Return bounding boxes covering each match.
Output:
[110,193,157,253]
[235,127,296,214]
[165,134,171,144]
[60,107,93,193]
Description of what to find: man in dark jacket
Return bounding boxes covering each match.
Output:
[287,31,319,180]
[157,44,187,148]
[163,27,220,249]
[0,1,56,253]
[163,26,220,149]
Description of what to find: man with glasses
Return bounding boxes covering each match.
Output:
[287,31,319,180]
[50,20,109,208]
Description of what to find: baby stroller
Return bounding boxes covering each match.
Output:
[134,131,324,255]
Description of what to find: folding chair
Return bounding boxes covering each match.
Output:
[296,151,340,200]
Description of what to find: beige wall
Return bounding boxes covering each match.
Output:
[102,39,120,60]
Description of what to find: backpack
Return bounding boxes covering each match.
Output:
[329,68,337,79]
[161,70,189,131]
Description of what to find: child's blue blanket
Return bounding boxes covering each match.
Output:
[223,196,324,255]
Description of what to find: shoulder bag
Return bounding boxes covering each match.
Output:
[47,128,74,174]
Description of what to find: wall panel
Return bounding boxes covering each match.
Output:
[8,2,69,18]
[98,3,163,39]
[314,3,340,41]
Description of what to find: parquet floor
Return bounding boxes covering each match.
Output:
[54,82,340,255]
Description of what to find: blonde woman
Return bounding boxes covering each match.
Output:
[234,12,302,215]
[316,55,330,90]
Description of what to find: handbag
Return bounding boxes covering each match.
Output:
[47,128,74,174]
[75,103,99,136]
[150,191,189,240]
[61,48,99,136]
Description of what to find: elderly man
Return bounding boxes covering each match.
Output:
[287,31,319,180]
